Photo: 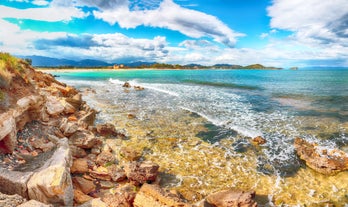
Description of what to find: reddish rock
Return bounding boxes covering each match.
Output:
[133,183,192,207]
[102,184,137,207]
[45,96,64,116]
[74,189,93,204]
[70,146,87,158]
[294,137,348,175]
[96,151,115,166]
[120,146,141,161]
[78,110,97,128]
[59,118,78,137]
[69,130,102,149]
[124,161,159,185]
[252,136,266,145]
[205,190,257,207]
[73,177,96,194]
[96,123,117,137]
[0,112,17,154]
[71,158,89,174]
[107,164,127,182]
[89,167,112,181]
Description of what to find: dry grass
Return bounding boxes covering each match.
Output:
[0,52,24,88]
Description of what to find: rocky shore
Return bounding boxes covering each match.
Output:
[1,54,347,206]
[0,54,260,206]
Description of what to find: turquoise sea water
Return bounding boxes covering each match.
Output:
[52,69,348,204]
[54,68,348,171]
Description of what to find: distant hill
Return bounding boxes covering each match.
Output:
[18,55,112,67]
[123,61,156,67]
[213,64,243,69]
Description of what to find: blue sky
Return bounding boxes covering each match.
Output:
[0,0,347,67]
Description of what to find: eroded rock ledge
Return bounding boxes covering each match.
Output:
[0,56,258,207]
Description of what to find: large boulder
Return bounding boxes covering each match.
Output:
[27,138,73,206]
[294,137,348,175]
[0,192,27,207]
[133,183,192,207]
[0,111,17,153]
[45,96,64,116]
[205,190,257,207]
[124,161,159,185]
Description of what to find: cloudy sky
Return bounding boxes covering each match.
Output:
[0,0,347,67]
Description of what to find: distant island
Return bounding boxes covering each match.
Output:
[20,55,282,70]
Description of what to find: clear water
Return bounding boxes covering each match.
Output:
[52,69,348,206]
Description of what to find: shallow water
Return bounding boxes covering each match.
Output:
[52,69,348,206]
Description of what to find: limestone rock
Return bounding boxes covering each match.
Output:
[74,189,93,204]
[71,158,89,174]
[69,130,102,149]
[122,82,131,88]
[45,96,64,116]
[76,198,108,207]
[59,118,78,137]
[124,161,159,185]
[16,95,43,112]
[18,200,53,207]
[102,184,137,207]
[78,110,97,128]
[65,94,83,110]
[27,138,73,206]
[294,137,348,175]
[133,183,192,207]
[0,112,17,153]
[0,192,26,207]
[205,190,257,207]
[0,169,33,198]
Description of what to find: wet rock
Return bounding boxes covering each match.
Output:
[59,118,78,137]
[96,151,115,166]
[18,200,53,207]
[133,183,192,207]
[102,184,137,207]
[96,123,117,137]
[0,192,26,207]
[0,112,16,153]
[73,177,96,194]
[74,189,93,204]
[294,137,348,175]
[252,136,266,145]
[27,138,73,206]
[71,158,89,174]
[127,114,136,119]
[107,164,127,182]
[124,161,159,185]
[205,190,257,207]
[122,82,131,88]
[76,198,107,207]
[134,86,144,91]
[120,146,141,161]
[69,130,102,149]
[45,96,64,116]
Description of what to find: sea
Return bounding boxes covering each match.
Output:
[52,68,348,206]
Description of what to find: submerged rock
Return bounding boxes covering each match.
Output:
[124,161,159,185]
[294,137,348,175]
[133,183,192,207]
[205,190,257,207]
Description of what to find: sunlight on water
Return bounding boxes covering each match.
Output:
[54,70,348,206]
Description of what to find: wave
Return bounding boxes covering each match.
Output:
[183,79,261,90]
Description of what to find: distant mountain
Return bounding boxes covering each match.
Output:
[123,61,156,67]
[213,64,243,69]
[18,55,112,67]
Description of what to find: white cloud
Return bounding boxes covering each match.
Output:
[91,0,243,47]
[32,0,49,6]
[260,33,268,39]
[0,3,86,22]
[268,0,348,45]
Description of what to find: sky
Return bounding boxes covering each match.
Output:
[0,0,348,67]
